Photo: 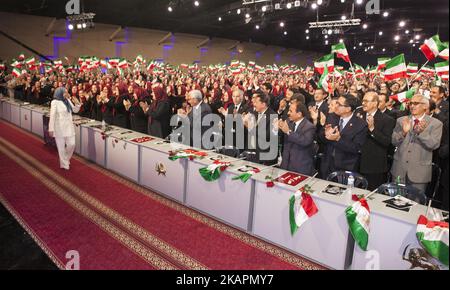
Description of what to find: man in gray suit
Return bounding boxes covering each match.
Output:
[177,90,213,149]
[277,102,316,176]
[391,94,443,192]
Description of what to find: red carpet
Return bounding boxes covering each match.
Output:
[0,120,324,270]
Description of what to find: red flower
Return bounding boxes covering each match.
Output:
[352,194,360,201]
[266,181,275,188]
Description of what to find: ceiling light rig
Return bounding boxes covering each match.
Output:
[67,13,95,30]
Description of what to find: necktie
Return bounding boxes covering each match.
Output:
[414,119,420,130]
[339,119,344,131]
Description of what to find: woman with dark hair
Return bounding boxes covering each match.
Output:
[125,86,148,134]
[48,87,81,170]
[102,86,114,124]
[142,86,171,138]
[112,85,129,128]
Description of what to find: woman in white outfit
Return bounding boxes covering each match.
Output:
[48,87,81,170]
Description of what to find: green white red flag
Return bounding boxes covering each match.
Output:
[346,197,370,251]
[318,66,333,94]
[289,187,319,236]
[407,63,419,75]
[314,54,334,74]
[199,161,231,182]
[439,42,449,60]
[384,54,407,81]
[390,88,416,103]
[420,35,447,61]
[232,168,261,183]
[416,215,449,266]
[435,61,449,77]
[12,68,22,78]
[331,43,350,63]
[377,57,391,70]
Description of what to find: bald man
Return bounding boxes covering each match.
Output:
[391,94,443,193]
[359,92,396,190]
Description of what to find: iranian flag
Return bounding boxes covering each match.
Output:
[199,161,231,182]
[420,35,447,61]
[11,60,21,68]
[318,66,333,94]
[439,42,449,60]
[118,59,128,69]
[289,189,319,236]
[109,58,120,67]
[12,68,21,78]
[168,149,207,161]
[135,55,144,63]
[416,215,449,266]
[384,54,407,81]
[435,61,449,77]
[100,59,108,68]
[314,54,334,74]
[0,63,5,70]
[346,197,370,251]
[180,64,189,69]
[377,57,391,70]
[331,43,350,63]
[407,63,419,75]
[232,168,261,183]
[422,65,436,76]
[390,88,416,103]
[25,57,35,66]
[18,53,25,61]
[248,61,256,67]
[230,67,242,75]
[230,60,240,67]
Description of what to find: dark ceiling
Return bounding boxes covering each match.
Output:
[1,0,449,62]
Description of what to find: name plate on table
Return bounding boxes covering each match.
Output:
[130,136,154,144]
[274,172,308,187]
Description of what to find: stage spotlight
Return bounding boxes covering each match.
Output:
[379,31,383,36]
[194,1,200,7]
[68,24,74,30]
[356,0,363,4]
[286,3,292,9]
[311,3,318,9]
[383,11,389,17]
[77,23,82,29]
[245,13,250,19]
[256,25,260,30]
[237,9,241,15]
[218,17,222,21]
[317,0,323,5]
[362,24,368,29]
[305,29,309,33]
[399,21,406,27]
[280,22,285,27]
[82,22,87,29]
[262,6,267,12]
[394,35,400,41]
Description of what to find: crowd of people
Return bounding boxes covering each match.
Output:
[0,59,448,209]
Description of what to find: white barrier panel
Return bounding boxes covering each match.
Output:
[186,155,254,231]
[106,130,146,183]
[140,141,189,203]
[351,194,448,270]
[20,106,32,132]
[10,102,21,127]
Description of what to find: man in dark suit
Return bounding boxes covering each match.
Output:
[359,92,396,190]
[277,102,316,176]
[244,92,278,165]
[378,93,398,120]
[219,89,249,151]
[308,88,329,118]
[431,85,449,123]
[319,94,368,178]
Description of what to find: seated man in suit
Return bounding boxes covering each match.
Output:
[276,102,316,176]
[391,94,443,193]
[319,94,368,178]
[359,91,396,190]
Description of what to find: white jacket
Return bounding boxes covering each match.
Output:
[48,99,81,138]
